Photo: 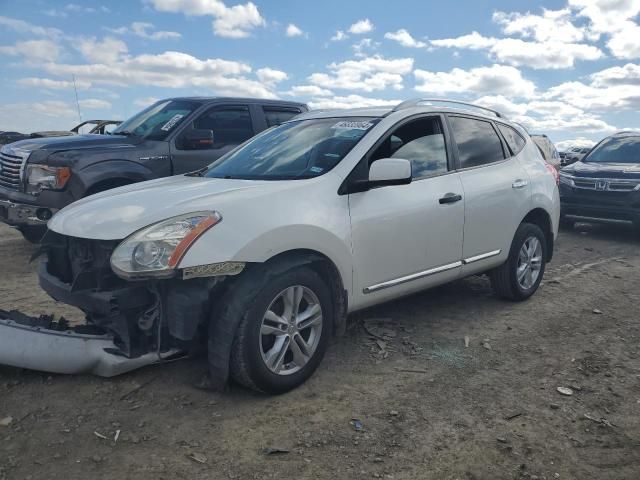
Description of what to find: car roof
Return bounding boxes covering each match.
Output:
[163,96,307,109]
[294,102,509,124]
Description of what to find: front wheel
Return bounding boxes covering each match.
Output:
[227,266,332,394]
[490,223,547,301]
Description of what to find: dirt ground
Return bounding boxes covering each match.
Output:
[1,222,639,480]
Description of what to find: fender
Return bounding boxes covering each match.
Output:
[73,160,157,197]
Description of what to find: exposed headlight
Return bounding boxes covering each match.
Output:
[26,165,71,194]
[110,211,222,280]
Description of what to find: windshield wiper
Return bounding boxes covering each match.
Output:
[112,130,135,137]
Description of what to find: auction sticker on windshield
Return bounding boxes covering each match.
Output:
[161,114,185,131]
[331,121,374,130]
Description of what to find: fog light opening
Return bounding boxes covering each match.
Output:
[36,208,53,221]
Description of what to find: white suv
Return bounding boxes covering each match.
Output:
[4,99,560,394]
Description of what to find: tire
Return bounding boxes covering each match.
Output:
[225,265,333,394]
[559,215,575,229]
[19,225,47,243]
[490,223,547,301]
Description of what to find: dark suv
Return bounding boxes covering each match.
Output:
[559,132,640,229]
[0,97,307,242]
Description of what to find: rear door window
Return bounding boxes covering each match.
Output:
[263,107,302,127]
[449,116,506,169]
[193,106,254,148]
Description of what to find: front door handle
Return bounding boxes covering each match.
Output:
[512,179,529,189]
[439,193,463,204]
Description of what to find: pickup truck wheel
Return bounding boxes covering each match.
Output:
[490,223,547,301]
[19,225,47,243]
[559,215,575,229]
[228,266,332,394]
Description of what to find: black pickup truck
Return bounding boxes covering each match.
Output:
[0,97,307,241]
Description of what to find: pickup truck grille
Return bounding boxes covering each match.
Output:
[571,177,640,192]
[0,150,26,191]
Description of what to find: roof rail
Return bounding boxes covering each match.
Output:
[392,98,505,118]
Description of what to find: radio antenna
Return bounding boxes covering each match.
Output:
[72,74,82,122]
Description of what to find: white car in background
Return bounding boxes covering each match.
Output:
[0,99,560,394]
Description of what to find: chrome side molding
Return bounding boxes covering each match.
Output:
[363,249,502,294]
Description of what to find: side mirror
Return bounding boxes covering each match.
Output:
[182,129,214,150]
[368,158,412,186]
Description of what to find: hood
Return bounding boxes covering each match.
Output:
[563,161,640,179]
[7,134,142,153]
[47,174,307,240]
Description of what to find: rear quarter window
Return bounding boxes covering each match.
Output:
[498,124,526,156]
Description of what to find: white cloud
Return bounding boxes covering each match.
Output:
[352,38,379,58]
[0,100,79,132]
[474,95,617,134]
[78,98,112,109]
[0,39,61,62]
[590,63,640,86]
[285,85,333,97]
[18,77,92,90]
[285,23,303,37]
[544,80,640,111]
[492,8,590,43]
[134,97,160,108]
[384,29,427,48]
[147,0,265,38]
[330,30,348,41]
[414,64,536,98]
[430,32,604,69]
[348,19,373,35]
[555,137,596,151]
[308,94,399,110]
[256,67,288,86]
[0,15,63,38]
[430,31,495,50]
[108,22,181,40]
[308,56,414,92]
[75,36,128,64]
[43,50,284,98]
[569,0,640,59]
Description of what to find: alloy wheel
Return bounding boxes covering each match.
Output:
[516,236,543,290]
[259,285,323,375]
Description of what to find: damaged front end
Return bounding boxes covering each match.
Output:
[0,231,231,377]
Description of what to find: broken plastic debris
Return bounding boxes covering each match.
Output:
[557,387,574,396]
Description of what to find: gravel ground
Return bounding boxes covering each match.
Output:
[1,222,639,480]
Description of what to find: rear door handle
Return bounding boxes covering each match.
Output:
[512,179,529,189]
[439,193,463,204]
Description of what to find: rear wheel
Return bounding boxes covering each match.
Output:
[490,223,547,301]
[227,266,332,394]
[19,225,47,243]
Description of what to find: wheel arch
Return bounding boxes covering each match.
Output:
[521,208,554,262]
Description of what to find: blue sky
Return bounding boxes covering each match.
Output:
[1,0,639,149]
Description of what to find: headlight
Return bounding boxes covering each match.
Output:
[558,172,574,186]
[26,165,71,194]
[110,211,222,280]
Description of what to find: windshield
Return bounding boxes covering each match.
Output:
[585,136,640,163]
[112,100,200,141]
[203,117,380,180]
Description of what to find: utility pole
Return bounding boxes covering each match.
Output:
[72,74,82,122]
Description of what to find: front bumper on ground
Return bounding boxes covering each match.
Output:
[0,315,177,377]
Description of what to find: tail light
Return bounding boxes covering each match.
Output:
[545,163,559,186]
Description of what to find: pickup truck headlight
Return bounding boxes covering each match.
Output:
[110,211,222,280]
[558,172,575,187]
[26,165,71,194]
